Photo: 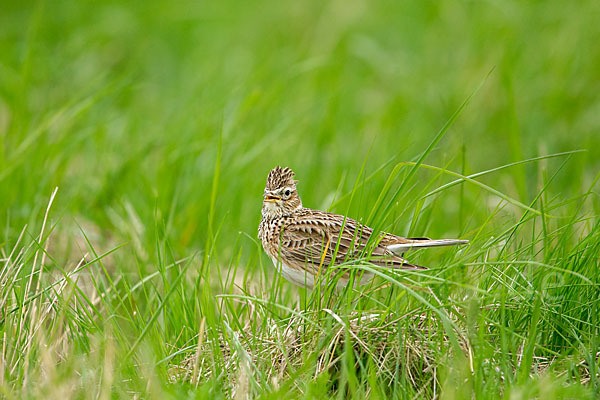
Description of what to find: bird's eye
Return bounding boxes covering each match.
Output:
[284,189,291,197]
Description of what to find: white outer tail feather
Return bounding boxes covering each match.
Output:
[387,239,469,254]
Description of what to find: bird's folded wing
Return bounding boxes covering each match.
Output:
[279,211,420,269]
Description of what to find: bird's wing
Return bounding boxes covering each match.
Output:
[279,209,424,270]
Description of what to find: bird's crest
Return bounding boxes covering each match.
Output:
[266,166,296,190]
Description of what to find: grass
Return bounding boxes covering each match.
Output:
[1,0,600,398]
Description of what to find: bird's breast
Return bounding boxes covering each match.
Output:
[268,255,316,288]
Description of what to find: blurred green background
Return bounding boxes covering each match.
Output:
[1,0,599,254]
[1,0,600,397]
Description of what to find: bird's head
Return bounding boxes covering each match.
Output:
[262,166,302,219]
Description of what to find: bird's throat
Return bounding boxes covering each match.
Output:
[261,202,302,220]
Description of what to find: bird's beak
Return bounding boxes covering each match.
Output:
[264,194,281,203]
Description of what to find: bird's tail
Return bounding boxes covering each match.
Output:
[387,238,469,254]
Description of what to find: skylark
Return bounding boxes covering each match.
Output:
[258,166,468,289]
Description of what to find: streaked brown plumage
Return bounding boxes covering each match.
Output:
[258,166,468,288]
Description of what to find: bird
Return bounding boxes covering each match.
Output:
[258,166,469,289]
